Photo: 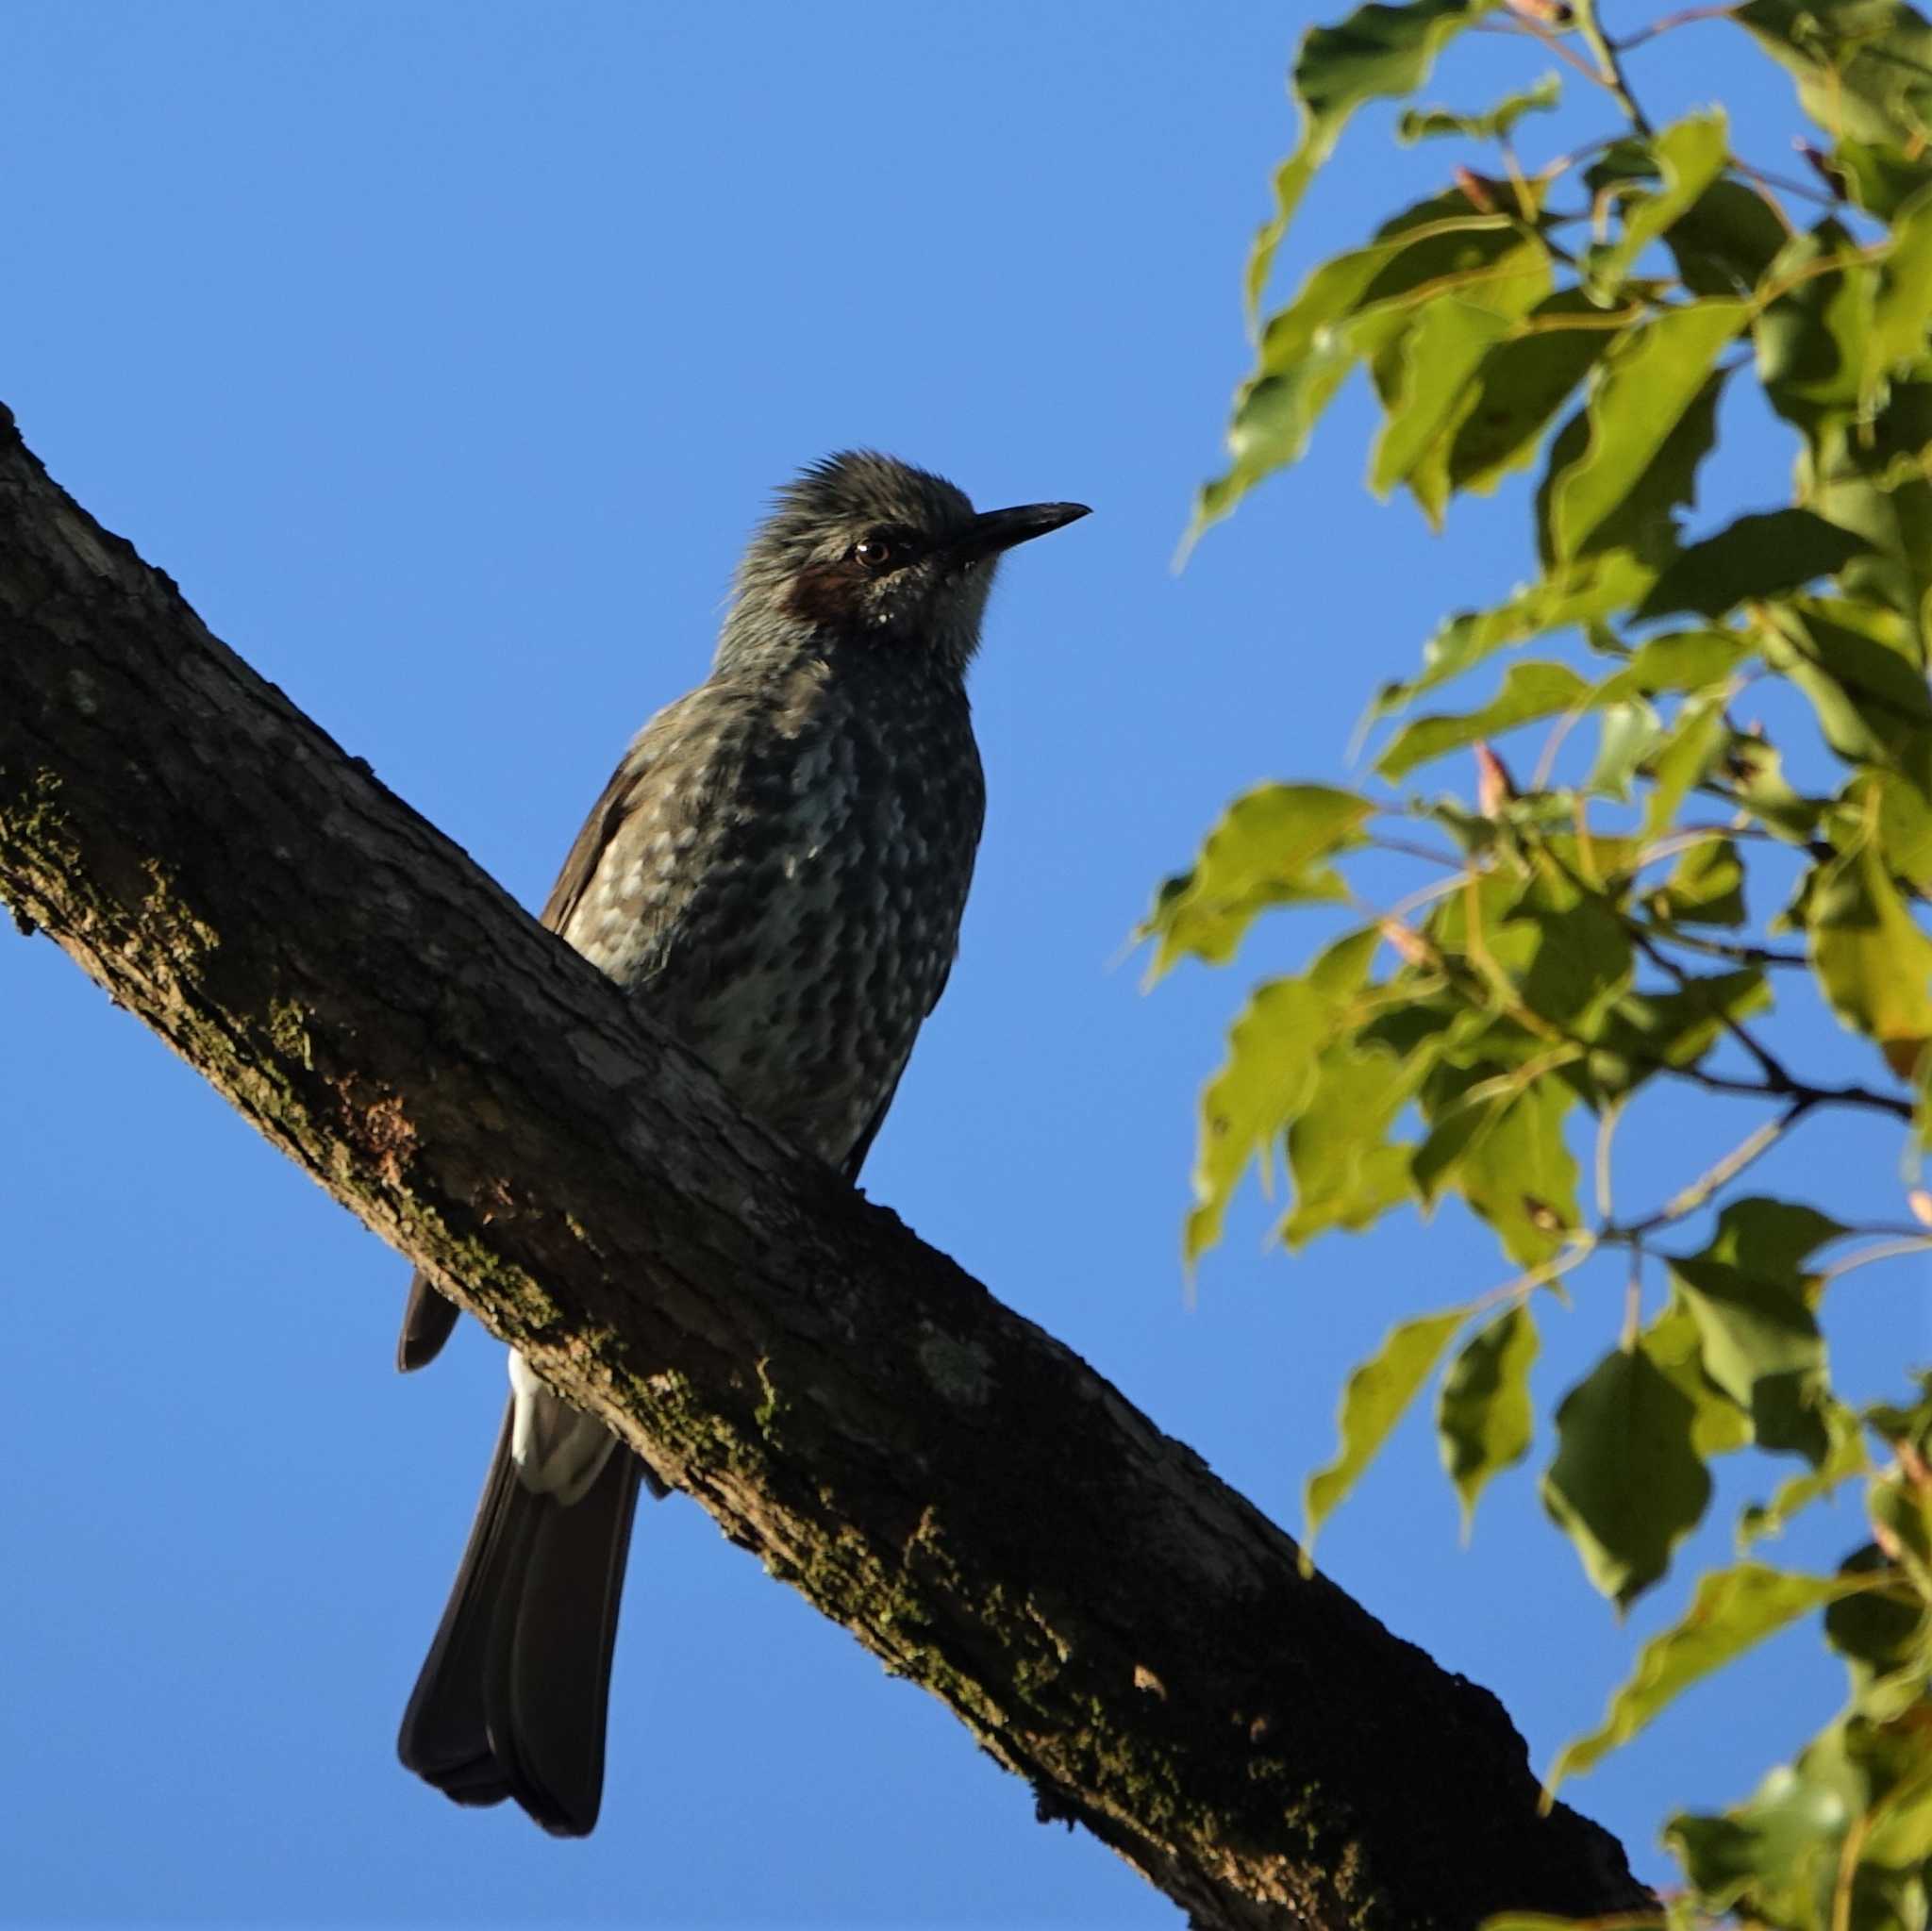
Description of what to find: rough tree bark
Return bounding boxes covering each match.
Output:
[0,402,1654,1931]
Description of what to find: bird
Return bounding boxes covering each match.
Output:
[393,451,1089,1837]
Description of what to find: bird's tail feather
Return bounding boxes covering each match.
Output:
[396,1269,460,1373]
[397,1401,642,1837]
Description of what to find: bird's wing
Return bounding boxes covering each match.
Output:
[838,953,951,1183]
[538,748,651,938]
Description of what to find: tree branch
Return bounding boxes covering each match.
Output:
[0,404,1652,1931]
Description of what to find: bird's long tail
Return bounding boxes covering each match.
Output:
[397,1401,642,1837]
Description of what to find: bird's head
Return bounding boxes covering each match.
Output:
[718,451,1088,677]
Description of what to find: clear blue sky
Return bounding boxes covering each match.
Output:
[3,5,1925,1926]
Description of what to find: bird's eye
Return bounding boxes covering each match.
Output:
[852,534,896,572]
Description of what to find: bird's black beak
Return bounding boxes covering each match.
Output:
[953,501,1091,565]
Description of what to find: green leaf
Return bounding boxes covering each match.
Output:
[1443,289,1627,500]
[1398,70,1559,144]
[1868,183,1932,398]
[1509,890,1636,1036]
[1377,549,1657,713]
[1546,301,1750,564]
[1756,217,1874,424]
[1305,1306,1469,1556]
[1280,1039,1430,1246]
[1592,626,1751,705]
[1634,509,1874,622]
[1550,1564,1876,1792]
[1590,969,1774,1104]
[1583,113,1730,298]
[1739,0,1932,148]
[1764,596,1932,793]
[1587,699,1664,802]
[1669,1705,1932,1927]
[1834,137,1932,220]
[1741,1402,1872,1548]
[1667,177,1794,297]
[1647,837,1749,928]
[1642,693,1727,841]
[1809,817,1932,1075]
[1645,1294,1755,1457]
[1374,267,1552,519]
[1208,190,1541,530]
[1668,1197,1842,1463]
[1542,1340,1713,1606]
[1186,928,1381,1263]
[1376,660,1590,779]
[1244,0,1501,324]
[1801,388,1932,637]
[1437,1303,1540,1532]
[1142,784,1374,978]
[1456,1076,1581,1266]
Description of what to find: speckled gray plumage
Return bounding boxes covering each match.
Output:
[397,452,1087,1838]
[548,646,983,1170]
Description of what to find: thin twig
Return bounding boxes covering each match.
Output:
[1594,1099,1623,1222]
[1609,1100,1811,1241]
[1629,923,1794,1090]
[1573,0,1655,133]
[1614,3,1740,50]
[1820,1237,1932,1285]
[1475,15,1613,91]
[1369,833,1467,872]
[1629,919,1808,970]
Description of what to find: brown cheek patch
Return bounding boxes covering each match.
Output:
[785,560,865,628]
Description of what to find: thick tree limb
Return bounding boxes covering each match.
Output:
[0,404,1652,1931]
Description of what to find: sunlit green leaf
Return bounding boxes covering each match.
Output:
[1306,1305,1469,1556]
[1437,1303,1540,1532]
[1583,113,1731,298]
[1588,699,1664,802]
[1142,784,1374,978]
[1443,290,1627,501]
[1645,1294,1756,1458]
[1543,1340,1713,1606]
[1244,0,1502,324]
[1869,183,1932,399]
[1186,928,1382,1263]
[1551,1564,1874,1791]
[1757,217,1874,424]
[1739,0,1932,148]
[1740,1401,1871,1549]
[1547,301,1750,564]
[1280,1038,1430,1246]
[1834,137,1932,220]
[1648,837,1749,928]
[1643,694,1727,841]
[1509,890,1636,1036]
[1382,263,1557,520]
[1809,817,1932,1075]
[1670,1704,1932,1927]
[1669,1197,1842,1463]
[1377,550,1657,713]
[1208,189,1541,531]
[1376,660,1590,779]
[1770,599,1932,799]
[1593,627,1752,705]
[1801,384,1932,637]
[1398,70,1559,144]
[1590,969,1774,1104]
[1457,1077,1581,1265]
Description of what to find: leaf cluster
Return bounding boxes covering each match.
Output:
[1164,3,1932,1924]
